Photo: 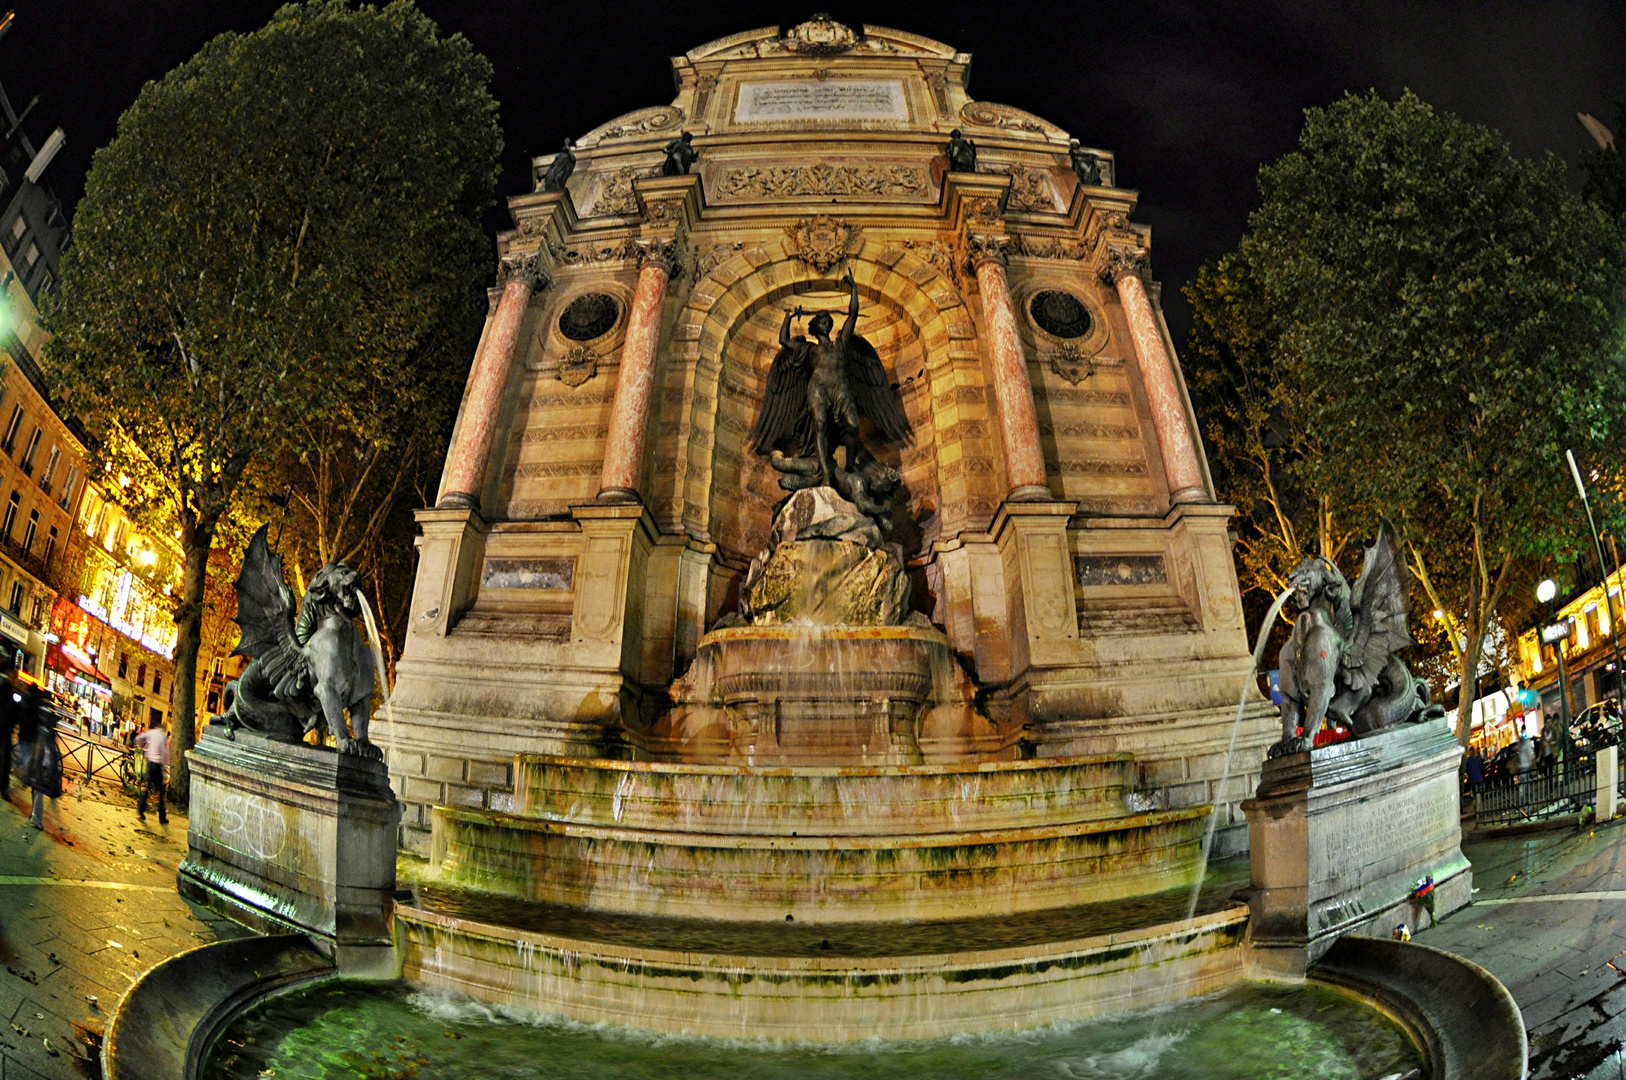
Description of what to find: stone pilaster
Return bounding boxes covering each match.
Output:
[1100,244,1207,505]
[968,234,1051,501]
[598,239,680,502]
[440,251,545,510]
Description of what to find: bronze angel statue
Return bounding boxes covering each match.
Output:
[748,269,912,501]
[1271,518,1442,757]
[221,524,381,759]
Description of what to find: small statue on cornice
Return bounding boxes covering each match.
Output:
[945,129,978,174]
[1069,139,1104,187]
[662,131,699,177]
[541,138,576,192]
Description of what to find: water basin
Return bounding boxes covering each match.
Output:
[202,980,1422,1079]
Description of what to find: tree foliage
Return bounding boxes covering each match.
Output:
[45,0,501,792]
[1189,90,1626,742]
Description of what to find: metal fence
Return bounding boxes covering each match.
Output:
[1473,754,1599,828]
[55,726,142,795]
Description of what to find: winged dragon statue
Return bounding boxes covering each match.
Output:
[1271,518,1444,757]
[747,268,911,519]
[221,524,381,759]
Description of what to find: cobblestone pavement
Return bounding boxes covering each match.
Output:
[0,780,242,1080]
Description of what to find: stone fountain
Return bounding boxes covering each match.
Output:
[107,19,1524,1079]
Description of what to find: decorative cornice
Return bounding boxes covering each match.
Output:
[1097,243,1147,286]
[498,250,547,289]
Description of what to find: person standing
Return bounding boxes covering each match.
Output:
[17,678,59,829]
[133,716,170,825]
[0,656,15,803]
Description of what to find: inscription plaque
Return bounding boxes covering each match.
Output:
[1076,554,1167,587]
[482,558,575,591]
[735,80,908,123]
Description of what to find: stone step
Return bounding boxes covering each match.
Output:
[511,752,1140,835]
[428,802,1208,924]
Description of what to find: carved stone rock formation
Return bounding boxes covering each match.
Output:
[743,539,909,626]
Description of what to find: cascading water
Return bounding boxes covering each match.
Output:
[357,591,396,770]
[1184,586,1293,922]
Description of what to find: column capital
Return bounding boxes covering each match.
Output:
[965,232,1012,270]
[497,249,548,290]
[635,235,684,277]
[1097,242,1148,285]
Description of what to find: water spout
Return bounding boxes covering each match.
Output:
[1184,586,1292,921]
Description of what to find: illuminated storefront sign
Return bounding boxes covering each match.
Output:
[76,549,176,659]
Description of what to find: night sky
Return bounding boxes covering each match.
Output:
[7,0,1625,343]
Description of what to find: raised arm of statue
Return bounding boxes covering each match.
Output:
[780,305,803,348]
[839,269,859,344]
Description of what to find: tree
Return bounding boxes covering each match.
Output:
[1197,90,1626,744]
[46,0,501,796]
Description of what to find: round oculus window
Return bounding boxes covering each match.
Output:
[558,293,619,342]
[1030,290,1092,339]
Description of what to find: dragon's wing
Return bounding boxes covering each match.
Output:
[844,334,912,445]
[747,339,814,455]
[1346,517,1414,680]
[231,524,311,699]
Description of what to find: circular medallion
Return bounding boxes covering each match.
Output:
[1029,290,1091,339]
[558,294,619,341]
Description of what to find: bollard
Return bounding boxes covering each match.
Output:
[1597,745,1619,822]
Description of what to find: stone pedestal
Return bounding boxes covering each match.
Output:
[1242,720,1471,977]
[178,724,401,975]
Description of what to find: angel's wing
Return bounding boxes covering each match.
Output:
[231,524,311,700]
[747,339,814,455]
[1346,517,1414,679]
[844,334,911,445]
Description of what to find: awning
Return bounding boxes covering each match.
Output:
[48,642,97,678]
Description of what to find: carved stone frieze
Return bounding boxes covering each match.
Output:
[714,163,932,201]
[592,167,641,217]
[963,197,1002,226]
[960,100,1054,135]
[1005,164,1054,213]
[897,240,962,286]
[1083,210,1131,253]
[1009,233,1090,260]
[548,236,640,266]
[785,215,858,273]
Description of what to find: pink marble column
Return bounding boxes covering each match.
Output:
[440,252,543,510]
[970,238,1051,500]
[1102,246,1208,504]
[598,240,677,501]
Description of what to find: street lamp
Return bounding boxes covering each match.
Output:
[1538,578,1574,739]
[1566,449,1626,707]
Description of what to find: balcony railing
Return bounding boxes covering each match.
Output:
[0,530,49,581]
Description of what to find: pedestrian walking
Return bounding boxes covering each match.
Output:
[16,677,59,830]
[133,716,170,825]
[0,656,14,802]
[1465,747,1486,793]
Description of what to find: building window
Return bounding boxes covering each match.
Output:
[23,242,38,269]
[2,490,19,540]
[29,594,40,626]
[1,404,21,452]
[152,673,162,695]
[136,662,146,688]
[58,464,77,509]
[206,690,219,712]
[21,509,37,554]
[149,707,162,727]
[20,427,39,474]
[40,445,57,493]
[42,525,55,565]
[5,217,22,255]
[7,582,22,616]
[117,653,128,679]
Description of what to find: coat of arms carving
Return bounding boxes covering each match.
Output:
[786,215,858,273]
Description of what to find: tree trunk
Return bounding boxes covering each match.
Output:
[167,518,216,803]
[1454,628,1480,748]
